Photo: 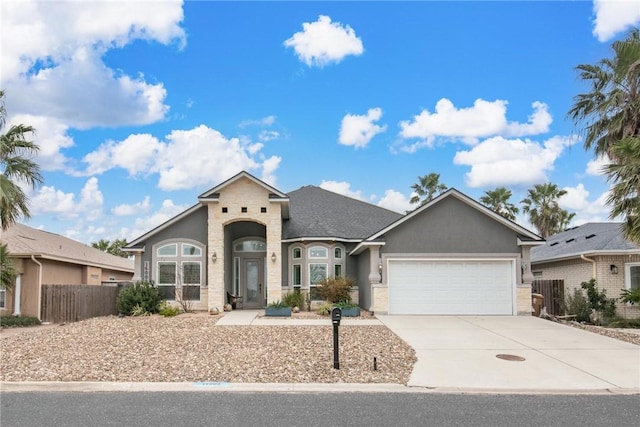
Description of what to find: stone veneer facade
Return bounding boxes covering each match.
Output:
[205,177,283,309]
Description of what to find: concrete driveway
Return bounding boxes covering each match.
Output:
[377,315,640,392]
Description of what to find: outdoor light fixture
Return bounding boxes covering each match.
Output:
[271,252,277,262]
[610,264,618,275]
[378,261,383,275]
[212,252,217,263]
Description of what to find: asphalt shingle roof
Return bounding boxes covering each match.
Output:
[283,186,403,240]
[2,223,134,272]
[531,222,639,263]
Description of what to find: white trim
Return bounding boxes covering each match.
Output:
[532,249,640,265]
[350,241,386,256]
[517,237,546,247]
[198,170,289,200]
[624,262,640,290]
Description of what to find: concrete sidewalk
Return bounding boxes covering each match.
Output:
[215,310,382,326]
[377,315,640,392]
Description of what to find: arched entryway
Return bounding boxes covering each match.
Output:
[224,221,266,309]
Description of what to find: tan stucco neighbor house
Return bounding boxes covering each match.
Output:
[125,171,544,316]
[1,223,135,319]
[531,222,640,318]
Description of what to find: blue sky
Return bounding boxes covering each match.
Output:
[2,1,640,244]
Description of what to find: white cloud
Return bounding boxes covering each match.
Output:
[319,181,364,200]
[126,199,190,241]
[453,135,577,188]
[261,156,282,187]
[112,196,152,216]
[82,125,280,191]
[560,184,610,224]
[585,155,609,176]
[1,0,184,127]
[377,189,412,214]
[29,177,104,221]
[592,0,640,42]
[339,108,387,148]
[259,130,280,142]
[284,15,364,67]
[397,99,552,151]
[239,115,277,128]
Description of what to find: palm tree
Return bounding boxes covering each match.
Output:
[0,243,17,290]
[410,173,447,206]
[108,238,129,258]
[521,183,574,238]
[480,187,519,221]
[92,239,111,252]
[1,90,43,231]
[605,137,640,244]
[568,28,640,243]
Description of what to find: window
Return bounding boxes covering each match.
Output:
[182,244,201,256]
[234,240,266,252]
[309,246,328,258]
[293,264,302,287]
[0,289,5,309]
[182,261,201,301]
[626,263,640,291]
[158,262,176,300]
[334,247,342,259]
[309,263,328,300]
[292,247,301,259]
[158,244,177,257]
[334,264,343,277]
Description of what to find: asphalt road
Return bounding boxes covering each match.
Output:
[1,391,639,427]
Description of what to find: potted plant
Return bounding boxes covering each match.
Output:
[334,300,360,317]
[265,300,292,317]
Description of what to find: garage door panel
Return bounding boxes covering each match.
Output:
[388,260,514,315]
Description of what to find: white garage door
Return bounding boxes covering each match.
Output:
[388,259,515,315]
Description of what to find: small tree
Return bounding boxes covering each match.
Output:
[581,279,617,324]
[316,276,355,303]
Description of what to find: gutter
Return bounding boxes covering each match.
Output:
[31,255,43,321]
[580,254,597,279]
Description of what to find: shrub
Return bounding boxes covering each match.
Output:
[620,288,640,305]
[317,302,333,316]
[316,276,355,303]
[282,290,305,308]
[605,317,640,328]
[581,279,616,321]
[0,316,41,328]
[117,281,163,316]
[159,302,181,317]
[334,300,358,308]
[564,289,591,323]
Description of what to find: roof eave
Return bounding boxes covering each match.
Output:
[531,249,640,264]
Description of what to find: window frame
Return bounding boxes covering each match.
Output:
[625,262,640,291]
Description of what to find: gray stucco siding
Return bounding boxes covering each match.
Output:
[139,206,208,278]
[382,197,520,254]
[357,251,371,309]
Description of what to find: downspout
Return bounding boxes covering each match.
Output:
[580,254,597,279]
[31,255,43,321]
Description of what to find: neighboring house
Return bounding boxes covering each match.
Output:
[1,223,135,319]
[531,222,640,318]
[125,171,543,316]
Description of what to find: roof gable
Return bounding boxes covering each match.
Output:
[364,188,542,242]
[198,170,288,200]
[4,223,134,272]
[531,222,640,263]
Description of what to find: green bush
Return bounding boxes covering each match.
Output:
[620,288,640,305]
[564,289,591,322]
[117,281,163,316]
[282,290,305,308]
[316,276,355,303]
[266,300,288,309]
[159,302,181,317]
[334,300,358,308]
[604,317,640,328]
[0,316,41,328]
[581,279,616,320]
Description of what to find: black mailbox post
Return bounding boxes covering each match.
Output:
[331,307,342,369]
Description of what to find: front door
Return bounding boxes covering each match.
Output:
[242,258,264,308]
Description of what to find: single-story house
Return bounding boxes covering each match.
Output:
[531,222,640,318]
[125,171,544,316]
[1,223,135,319]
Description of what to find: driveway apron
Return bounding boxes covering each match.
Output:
[377,315,640,392]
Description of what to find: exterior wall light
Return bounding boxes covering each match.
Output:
[271,252,277,262]
[610,264,618,274]
[212,252,217,263]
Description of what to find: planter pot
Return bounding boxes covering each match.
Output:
[336,306,360,317]
[265,307,292,317]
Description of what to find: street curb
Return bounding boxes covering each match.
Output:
[1,381,638,395]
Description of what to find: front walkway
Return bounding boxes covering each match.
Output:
[216,310,382,326]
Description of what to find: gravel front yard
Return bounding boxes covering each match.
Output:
[0,314,416,384]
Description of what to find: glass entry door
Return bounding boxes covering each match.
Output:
[242,258,264,308]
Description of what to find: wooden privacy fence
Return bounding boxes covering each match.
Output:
[41,284,126,323]
[531,279,565,316]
